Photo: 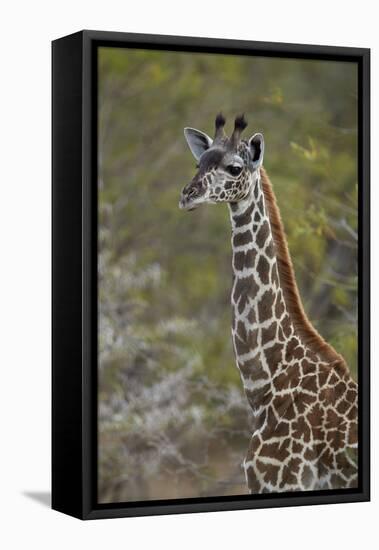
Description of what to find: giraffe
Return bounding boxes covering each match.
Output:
[179,114,358,493]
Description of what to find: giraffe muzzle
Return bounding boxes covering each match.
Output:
[179,181,206,211]
[179,195,198,211]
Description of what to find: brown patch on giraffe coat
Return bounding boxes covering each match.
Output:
[273,371,291,391]
[285,336,300,361]
[347,405,357,421]
[300,358,314,375]
[257,289,275,323]
[261,407,290,439]
[286,362,301,388]
[302,374,318,394]
[239,359,268,382]
[234,335,251,357]
[307,402,325,429]
[303,447,317,461]
[233,248,257,271]
[247,434,261,456]
[239,351,266,379]
[272,393,296,420]
[277,326,285,342]
[274,292,285,318]
[233,252,245,272]
[292,415,311,442]
[261,321,277,346]
[333,380,347,400]
[346,388,357,404]
[319,386,335,405]
[260,438,291,462]
[326,428,346,451]
[255,220,270,248]
[257,254,270,285]
[328,371,340,386]
[249,328,259,349]
[307,350,319,363]
[265,242,275,260]
[256,196,265,217]
[294,389,317,414]
[293,344,305,360]
[292,441,303,454]
[233,230,252,248]
[312,427,324,442]
[247,306,257,325]
[245,383,271,409]
[348,421,358,445]
[307,407,325,442]
[280,457,302,488]
[236,320,247,341]
[281,314,292,338]
[325,409,341,430]
[317,365,330,387]
[265,342,283,374]
[336,399,351,415]
[233,276,259,314]
[233,200,255,227]
[256,460,281,486]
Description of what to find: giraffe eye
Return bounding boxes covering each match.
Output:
[227,165,242,176]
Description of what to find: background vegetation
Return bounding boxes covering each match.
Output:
[98,47,358,503]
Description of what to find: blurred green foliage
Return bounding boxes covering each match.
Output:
[98,47,358,503]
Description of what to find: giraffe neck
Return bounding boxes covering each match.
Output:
[228,174,299,411]
[227,170,357,493]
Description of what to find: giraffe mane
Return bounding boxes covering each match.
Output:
[259,166,348,368]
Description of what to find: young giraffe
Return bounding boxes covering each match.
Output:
[179,114,358,493]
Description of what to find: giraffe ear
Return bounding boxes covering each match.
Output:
[248,133,264,169]
[184,127,213,161]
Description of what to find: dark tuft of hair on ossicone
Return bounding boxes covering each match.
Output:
[215,112,226,129]
[214,112,227,142]
[234,114,248,132]
[229,114,248,149]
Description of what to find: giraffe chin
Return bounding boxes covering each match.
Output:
[178,198,202,211]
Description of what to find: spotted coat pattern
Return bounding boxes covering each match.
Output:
[229,175,358,493]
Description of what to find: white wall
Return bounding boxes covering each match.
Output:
[0,1,376,548]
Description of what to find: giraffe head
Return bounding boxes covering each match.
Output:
[179,114,264,211]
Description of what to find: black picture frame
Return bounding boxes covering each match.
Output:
[52,30,370,520]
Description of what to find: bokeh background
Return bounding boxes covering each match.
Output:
[98,47,358,503]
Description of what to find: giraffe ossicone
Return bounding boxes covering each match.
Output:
[179,114,358,493]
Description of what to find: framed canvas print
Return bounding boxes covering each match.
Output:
[52,30,370,520]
